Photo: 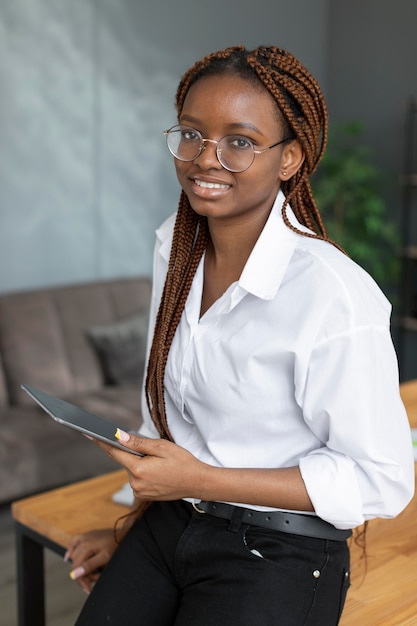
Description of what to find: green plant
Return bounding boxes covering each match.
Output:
[312,121,400,294]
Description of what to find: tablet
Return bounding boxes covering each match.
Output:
[21,384,144,456]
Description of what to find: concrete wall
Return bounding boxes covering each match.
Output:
[327,0,417,379]
[327,0,417,215]
[0,0,329,294]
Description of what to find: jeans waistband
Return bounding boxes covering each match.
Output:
[189,500,352,541]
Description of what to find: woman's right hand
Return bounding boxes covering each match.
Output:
[64,528,118,594]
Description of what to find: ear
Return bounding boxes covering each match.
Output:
[279,140,305,181]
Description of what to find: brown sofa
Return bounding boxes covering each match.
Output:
[0,276,151,504]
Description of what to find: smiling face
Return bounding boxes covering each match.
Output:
[174,73,301,228]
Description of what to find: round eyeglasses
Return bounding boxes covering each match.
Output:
[163,125,294,173]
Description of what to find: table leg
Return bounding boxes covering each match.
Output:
[15,522,65,626]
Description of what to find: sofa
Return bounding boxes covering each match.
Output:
[0,276,152,504]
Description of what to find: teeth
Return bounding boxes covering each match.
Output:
[194,179,229,189]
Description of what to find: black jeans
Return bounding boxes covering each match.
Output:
[75,500,350,625]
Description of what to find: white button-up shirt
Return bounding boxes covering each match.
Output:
[140,190,414,530]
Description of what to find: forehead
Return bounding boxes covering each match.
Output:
[180,73,281,134]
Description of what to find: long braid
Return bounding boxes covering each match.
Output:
[145,192,208,439]
[146,44,341,441]
[247,47,339,246]
[118,194,207,529]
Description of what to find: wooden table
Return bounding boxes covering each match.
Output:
[340,463,417,625]
[11,380,417,626]
[339,380,417,625]
[11,470,129,626]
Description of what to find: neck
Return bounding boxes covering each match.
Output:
[206,209,270,269]
[200,210,272,318]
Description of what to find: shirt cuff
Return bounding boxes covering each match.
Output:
[299,450,365,530]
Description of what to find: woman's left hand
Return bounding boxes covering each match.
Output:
[93,431,208,501]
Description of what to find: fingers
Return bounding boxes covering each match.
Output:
[88,430,158,463]
[73,571,100,594]
[64,533,84,562]
[65,529,117,593]
[114,430,167,457]
[66,548,100,595]
[69,552,106,580]
[69,559,102,593]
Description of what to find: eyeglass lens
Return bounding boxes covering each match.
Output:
[166,126,255,172]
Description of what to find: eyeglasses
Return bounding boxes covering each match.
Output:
[163,125,293,173]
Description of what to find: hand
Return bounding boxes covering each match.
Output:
[94,431,208,502]
[89,432,314,512]
[64,529,117,594]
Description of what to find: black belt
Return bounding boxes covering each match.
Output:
[189,501,352,541]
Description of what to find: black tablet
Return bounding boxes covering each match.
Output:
[21,384,144,456]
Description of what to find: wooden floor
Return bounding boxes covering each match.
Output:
[0,505,84,626]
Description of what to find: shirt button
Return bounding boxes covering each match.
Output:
[312,570,321,579]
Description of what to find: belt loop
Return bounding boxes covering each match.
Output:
[228,506,245,532]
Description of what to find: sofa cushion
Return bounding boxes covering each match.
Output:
[0,277,151,406]
[0,386,142,503]
[0,291,75,406]
[53,279,151,396]
[0,353,9,408]
[87,311,149,386]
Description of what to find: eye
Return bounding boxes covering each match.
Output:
[181,128,200,141]
[227,135,254,151]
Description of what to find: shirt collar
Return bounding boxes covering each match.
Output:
[238,190,309,300]
[156,190,310,300]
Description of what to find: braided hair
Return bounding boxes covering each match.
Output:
[146,45,333,440]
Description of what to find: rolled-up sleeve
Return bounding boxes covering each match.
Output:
[298,326,415,529]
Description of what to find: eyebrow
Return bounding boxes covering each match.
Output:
[179,115,265,136]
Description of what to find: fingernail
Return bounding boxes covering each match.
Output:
[63,550,70,562]
[69,566,85,580]
[115,428,130,442]
[83,434,94,441]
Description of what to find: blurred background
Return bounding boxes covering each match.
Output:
[1,4,416,623]
[0,0,416,377]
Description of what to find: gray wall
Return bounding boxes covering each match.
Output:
[327,0,417,217]
[0,0,329,294]
[327,0,417,379]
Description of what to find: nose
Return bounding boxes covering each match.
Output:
[194,138,222,169]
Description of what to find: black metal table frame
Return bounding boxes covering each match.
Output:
[15,521,65,626]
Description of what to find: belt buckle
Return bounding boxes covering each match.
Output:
[191,501,206,514]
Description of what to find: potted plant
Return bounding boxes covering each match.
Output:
[312,121,400,299]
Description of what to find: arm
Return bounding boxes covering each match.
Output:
[99,325,414,529]
[297,326,415,529]
[95,431,314,512]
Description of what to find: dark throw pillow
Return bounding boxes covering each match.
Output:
[87,311,149,386]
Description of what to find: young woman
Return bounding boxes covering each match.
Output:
[67,46,414,625]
